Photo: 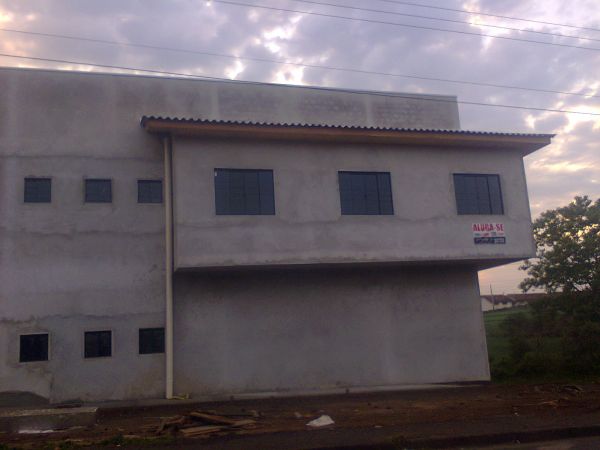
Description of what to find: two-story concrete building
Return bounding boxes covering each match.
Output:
[0,67,552,404]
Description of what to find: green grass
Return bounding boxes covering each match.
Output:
[484,307,530,362]
[483,307,591,383]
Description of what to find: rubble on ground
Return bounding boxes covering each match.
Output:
[153,410,260,438]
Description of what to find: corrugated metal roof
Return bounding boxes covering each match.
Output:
[140,115,555,138]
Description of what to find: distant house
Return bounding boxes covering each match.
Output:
[481,293,550,311]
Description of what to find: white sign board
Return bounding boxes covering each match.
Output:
[473,223,506,244]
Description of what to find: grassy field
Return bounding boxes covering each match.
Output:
[484,307,530,368]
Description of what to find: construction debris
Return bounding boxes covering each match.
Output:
[154,410,258,438]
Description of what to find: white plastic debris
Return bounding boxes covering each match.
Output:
[18,429,56,434]
[306,415,334,428]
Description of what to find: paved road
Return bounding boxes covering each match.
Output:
[465,436,600,449]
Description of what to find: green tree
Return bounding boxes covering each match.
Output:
[520,196,600,293]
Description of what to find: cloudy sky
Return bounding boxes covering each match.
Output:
[1,0,599,293]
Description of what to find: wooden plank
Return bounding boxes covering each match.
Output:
[189,411,238,426]
[180,425,224,437]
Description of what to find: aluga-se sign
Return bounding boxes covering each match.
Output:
[472,223,506,244]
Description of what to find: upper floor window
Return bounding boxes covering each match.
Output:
[24,178,51,203]
[453,174,503,215]
[214,169,275,215]
[20,333,49,362]
[85,179,112,203]
[138,180,163,204]
[338,171,393,215]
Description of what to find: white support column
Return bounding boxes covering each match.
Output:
[163,135,174,399]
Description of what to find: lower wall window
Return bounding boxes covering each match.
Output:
[20,333,49,362]
[138,180,163,204]
[85,179,112,203]
[84,330,112,358]
[24,178,52,203]
[139,328,165,354]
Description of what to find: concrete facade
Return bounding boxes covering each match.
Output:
[0,67,549,404]
[173,138,535,270]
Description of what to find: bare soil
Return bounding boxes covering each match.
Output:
[4,382,600,449]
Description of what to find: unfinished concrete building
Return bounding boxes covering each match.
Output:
[0,67,553,403]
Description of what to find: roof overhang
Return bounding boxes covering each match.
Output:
[141,116,554,155]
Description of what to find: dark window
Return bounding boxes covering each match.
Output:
[24,178,51,203]
[139,328,165,354]
[214,169,275,215]
[84,331,112,358]
[454,174,504,215]
[338,171,393,215]
[138,180,163,203]
[85,179,112,203]
[19,334,49,362]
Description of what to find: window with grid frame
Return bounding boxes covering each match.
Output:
[24,178,52,203]
[139,328,165,354]
[138,180,163,203]
[214,169,275,215]
[19,333,49,362]
[85,179,112,203]
[84,330,112,358]
[453,174,504,215]
[338,171,394,215]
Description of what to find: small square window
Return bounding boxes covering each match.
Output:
[20,334,49,362]
[138,180,163,204]
[84,330,112,358]
[139,328,165,354]
[24,178,51,203]
[85,179,112,203]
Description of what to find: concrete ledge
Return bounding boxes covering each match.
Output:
[0,407,97,433]
[90,383,480,411]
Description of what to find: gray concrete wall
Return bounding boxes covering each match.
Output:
[173,138,535,270]
[174,265,489,396]
[0,67,479,403]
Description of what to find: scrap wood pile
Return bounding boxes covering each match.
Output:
[154,410,260,438]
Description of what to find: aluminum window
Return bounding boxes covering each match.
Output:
[338,171,394,215]
[139,328,165,354]
[24,178,51,203]
[454,174,504,215]
[84,330,112,358]
[19,333,49,362]
[214,169,275,215]
[85,179,112,203]
[138,180,163,204]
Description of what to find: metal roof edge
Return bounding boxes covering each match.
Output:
[139,115,555,138]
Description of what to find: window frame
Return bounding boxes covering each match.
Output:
[338,171,394,216]
[453,173,504,215]
[137,179,164,204]
[138,327,165,355]
[84,178,113,204]
[19,333,50,363]
[83,330,113,359]
[24,177,52,203]
[214,168,275,216]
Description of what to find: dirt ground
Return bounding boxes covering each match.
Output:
[4,382,600,449]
